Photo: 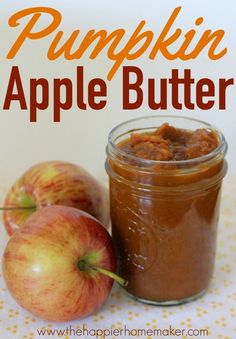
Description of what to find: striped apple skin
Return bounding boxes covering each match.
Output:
[3,206,116,321]
[3,161,109,235]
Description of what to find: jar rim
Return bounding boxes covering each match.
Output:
[108,115,227,167]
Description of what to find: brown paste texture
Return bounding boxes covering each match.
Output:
[109,122,224,302]
[120,123,219,161]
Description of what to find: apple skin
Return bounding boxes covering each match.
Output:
[2,205,116,322]
[3,161,109,235]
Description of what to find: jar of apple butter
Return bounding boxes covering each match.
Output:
[106,116,227,305]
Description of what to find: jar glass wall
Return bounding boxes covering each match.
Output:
[106,116,227,305]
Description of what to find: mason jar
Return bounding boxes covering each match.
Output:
[106,115,227,305]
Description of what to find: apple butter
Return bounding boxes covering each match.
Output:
[106,116,227,305]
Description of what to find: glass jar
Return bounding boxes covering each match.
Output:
[106,115,227,305]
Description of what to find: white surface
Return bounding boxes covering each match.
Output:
[0,2,236,338]
[0,177,236,338]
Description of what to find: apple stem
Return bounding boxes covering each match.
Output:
[0,206,37,211]
[78,260,127,286]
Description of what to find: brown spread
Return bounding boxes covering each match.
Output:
[120,123,219,161]
[108,122,226,303]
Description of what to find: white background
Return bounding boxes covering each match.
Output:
[0,0,235,185]
[0,3,236,338]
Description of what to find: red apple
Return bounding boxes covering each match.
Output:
[3,161,109,235]
[2,205,124,322]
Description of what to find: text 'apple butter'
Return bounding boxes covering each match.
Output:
[106,116,227,305]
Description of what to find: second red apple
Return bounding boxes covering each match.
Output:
[3,161,109,235]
